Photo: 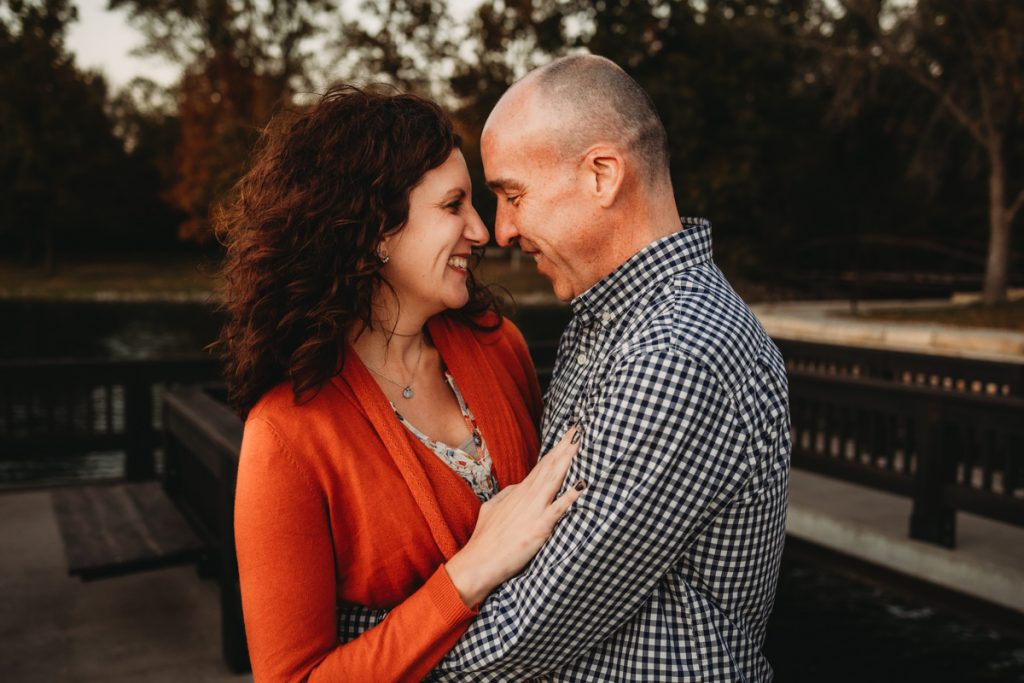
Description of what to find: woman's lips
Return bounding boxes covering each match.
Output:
[447,254,469,274]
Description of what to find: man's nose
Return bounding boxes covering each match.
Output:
[493,208,519,248]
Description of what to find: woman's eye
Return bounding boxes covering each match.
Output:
[445,200,463,212]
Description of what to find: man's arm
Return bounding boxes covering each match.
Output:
[433,347,754,680]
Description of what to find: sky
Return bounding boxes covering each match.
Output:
[65,0,484,90]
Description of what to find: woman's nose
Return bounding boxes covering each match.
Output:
[465,203,489,246]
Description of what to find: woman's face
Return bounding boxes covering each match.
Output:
[378,149,489,320]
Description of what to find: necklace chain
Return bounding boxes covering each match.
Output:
[365,335,424,399]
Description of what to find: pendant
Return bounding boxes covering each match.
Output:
[402,386,414,399]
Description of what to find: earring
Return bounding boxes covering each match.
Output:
[377,249,390,264]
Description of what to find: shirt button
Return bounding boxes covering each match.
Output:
[576,353,589,366]
[600,310,615,325]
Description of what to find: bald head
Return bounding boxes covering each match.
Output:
[486,54,670,187]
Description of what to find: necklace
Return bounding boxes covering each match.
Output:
[366,335,424,399]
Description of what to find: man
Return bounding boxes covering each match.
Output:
[430,54,791,681]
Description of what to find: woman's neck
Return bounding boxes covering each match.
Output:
[348,297,432,374]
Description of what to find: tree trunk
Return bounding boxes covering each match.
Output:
[982,148,1010,305]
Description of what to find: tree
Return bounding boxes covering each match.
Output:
[0,0,142,270]
[334,0,460,100]
[331,0,575,231]
[814,0,1024,303]
[110,0,337,242]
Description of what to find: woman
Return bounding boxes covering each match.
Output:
[218,85,583,682]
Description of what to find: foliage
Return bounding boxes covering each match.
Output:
[809,0,1024,302]
[109,0,336,243]
[0,0,177,269]
[5,0,1019,301]
[334,0,459,100]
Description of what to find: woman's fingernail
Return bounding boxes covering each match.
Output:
[574,479,587,491]
[571,429,582,444]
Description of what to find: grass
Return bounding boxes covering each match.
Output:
[0,253,556,302]
[0,255,220,301]
[7,255,1017,333]
[852,300,1024,332]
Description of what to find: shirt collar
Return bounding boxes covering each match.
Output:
[570,216,713,325]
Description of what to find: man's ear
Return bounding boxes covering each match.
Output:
[583,146,625,208]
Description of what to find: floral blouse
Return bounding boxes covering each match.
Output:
[392,370,499,502]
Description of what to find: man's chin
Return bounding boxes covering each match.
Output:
[532,260,572,301]
[548,278,574,302]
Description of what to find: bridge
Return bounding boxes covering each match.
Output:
[1,306,1022,676]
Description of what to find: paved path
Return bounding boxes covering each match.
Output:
[0,490,249,683]
[787,470,1024,615]
[753,299,1024,360]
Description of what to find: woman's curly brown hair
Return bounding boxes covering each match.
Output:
[213,84,500,417]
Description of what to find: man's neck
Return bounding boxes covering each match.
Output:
[608,188,681,270]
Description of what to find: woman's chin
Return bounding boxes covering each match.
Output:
[441,290,471,312]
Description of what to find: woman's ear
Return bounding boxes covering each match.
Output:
[377,228,399,263]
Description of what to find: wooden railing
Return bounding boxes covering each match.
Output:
[778,339,1024,547]
[2,337,1021,672]
[779,339,1024,397]
[3,343,1022,543]
[0,356,220,481]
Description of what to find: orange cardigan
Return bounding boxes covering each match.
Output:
[234,314,542,682]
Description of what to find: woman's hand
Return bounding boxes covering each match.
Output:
[445,426,585,608]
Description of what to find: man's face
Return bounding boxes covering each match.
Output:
[481,110,603,302]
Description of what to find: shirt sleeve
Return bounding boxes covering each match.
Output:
[234,417,477,683]
[432,348,754,679]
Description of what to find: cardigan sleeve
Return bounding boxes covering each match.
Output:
[234,416,477,683]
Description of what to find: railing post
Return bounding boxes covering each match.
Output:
[124,381,155,481]
[909,400,957,548]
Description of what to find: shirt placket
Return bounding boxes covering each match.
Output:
[542,314,587,453]
[543,310,612,457]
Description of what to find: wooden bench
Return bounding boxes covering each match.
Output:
[162,384,248,673]
[52,480,207,580]
[47,383,248,673]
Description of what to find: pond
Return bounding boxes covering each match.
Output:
[766,545,1024,682]
[0,299,222,359]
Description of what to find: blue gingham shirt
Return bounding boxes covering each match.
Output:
[429,218,791,681]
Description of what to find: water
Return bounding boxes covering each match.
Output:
[0,299,220,359]
[767,549,1024,681]
[1,299,218,487]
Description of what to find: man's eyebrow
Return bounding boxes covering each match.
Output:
[486,177,524,192]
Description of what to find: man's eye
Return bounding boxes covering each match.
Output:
[506,195,521,206]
